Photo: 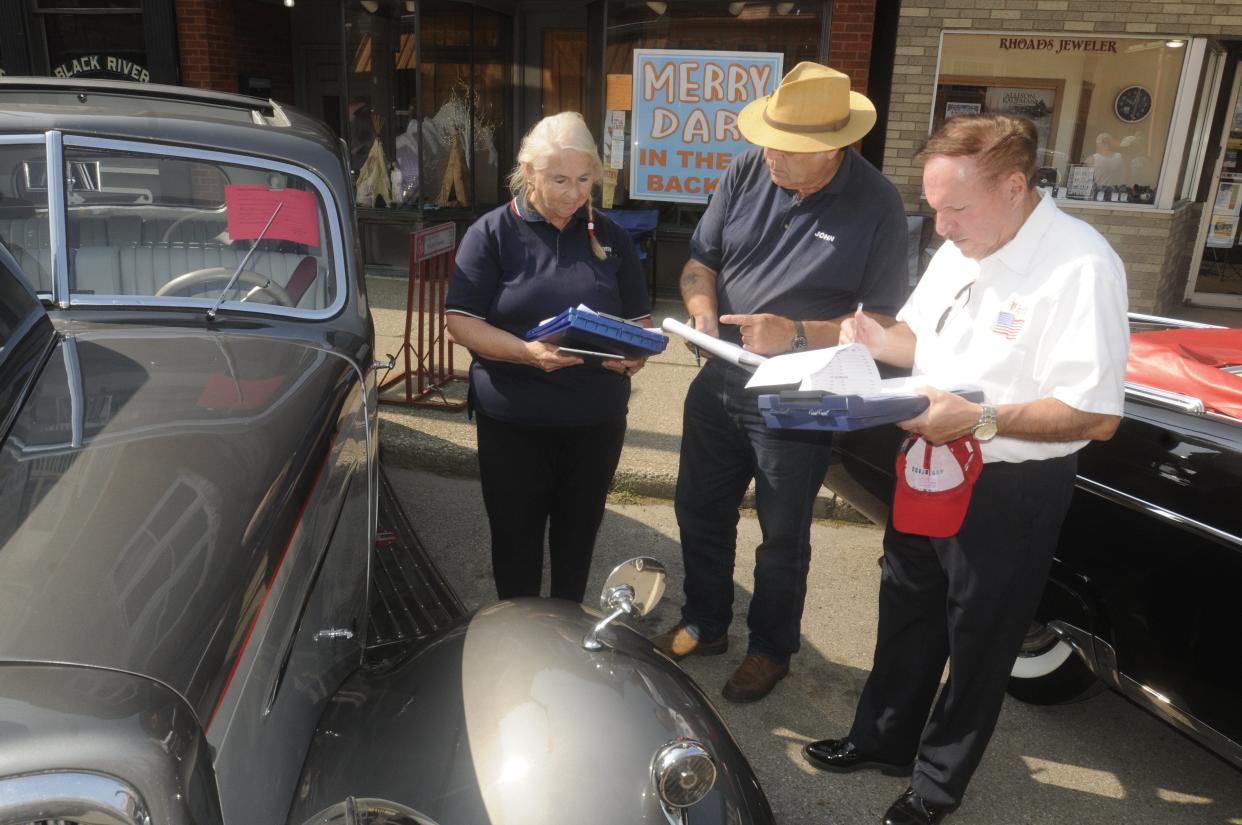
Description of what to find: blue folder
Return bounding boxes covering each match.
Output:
[526,307,668,358]
[758,388,985,432]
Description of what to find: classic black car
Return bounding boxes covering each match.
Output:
[0,78,773,825]
[824,313,1242,772]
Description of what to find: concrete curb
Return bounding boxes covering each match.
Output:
[377,411,867,524]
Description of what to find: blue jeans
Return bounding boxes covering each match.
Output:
[673,358,833,663]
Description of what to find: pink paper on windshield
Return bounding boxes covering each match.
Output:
[224,184,321,247]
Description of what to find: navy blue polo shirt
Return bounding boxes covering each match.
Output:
[446,194,651,427]
[691,147,908,346]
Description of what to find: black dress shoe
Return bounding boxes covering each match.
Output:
[802,737,912,776]
[882,787,956,825]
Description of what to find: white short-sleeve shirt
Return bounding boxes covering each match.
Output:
[898,192,1130,464]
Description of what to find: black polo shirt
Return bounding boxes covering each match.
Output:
[446,194,651,427]
[691,147,909,346]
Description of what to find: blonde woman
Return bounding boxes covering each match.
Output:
[445,112,651,603]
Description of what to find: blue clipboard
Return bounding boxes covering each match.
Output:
[526,307,668,358]
[758,388,985,432]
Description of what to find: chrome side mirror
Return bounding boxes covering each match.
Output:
[582,557,667,651]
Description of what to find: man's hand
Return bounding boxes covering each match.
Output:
[719,313,795,355]
[840,305,887,355]
[897,387,979,445]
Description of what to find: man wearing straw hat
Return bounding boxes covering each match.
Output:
[652,62,908,703]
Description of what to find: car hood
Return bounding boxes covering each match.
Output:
[0,325,358,712]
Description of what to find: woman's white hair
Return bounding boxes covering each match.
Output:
[508,111,606,259]
[507,111,604,193]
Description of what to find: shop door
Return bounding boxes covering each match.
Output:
[1188,53,1242,307]
[519,5,588,138]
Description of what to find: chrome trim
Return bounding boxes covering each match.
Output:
[1127,311,1221,330]
[0,771,151,825]
[1123,381,1205,415]
[1075,477,1242,549]
[58,134,349,321]
[45,130,69,307]
[1048,621,1242,771]
[62,335,84,448]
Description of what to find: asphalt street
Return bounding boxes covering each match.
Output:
[387,466,1242,825]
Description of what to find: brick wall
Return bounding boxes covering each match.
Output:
[886,1,1242,313]
[831,0,878,92]
[175,0,238,92]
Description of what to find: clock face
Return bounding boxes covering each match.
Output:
[1115,85,1153,123]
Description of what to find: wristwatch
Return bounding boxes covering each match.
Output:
[791,320,808,352]
[972,404,998,441]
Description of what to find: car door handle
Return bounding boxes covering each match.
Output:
[313,628,356,642]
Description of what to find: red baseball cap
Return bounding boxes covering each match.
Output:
[893,434,983,538]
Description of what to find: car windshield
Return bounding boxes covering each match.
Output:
[0,140,339,314]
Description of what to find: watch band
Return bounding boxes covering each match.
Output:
[972,404,998,441]
[791,319,808,352]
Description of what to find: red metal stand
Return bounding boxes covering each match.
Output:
[379,222,467,409]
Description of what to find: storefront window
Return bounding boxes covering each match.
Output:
[934,33,1188,207]
[35,0,150,82]
[345,0,510,212]
[604,1,824,208]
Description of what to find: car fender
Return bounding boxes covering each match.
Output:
[287,598,773,825]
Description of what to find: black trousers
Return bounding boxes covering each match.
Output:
[848,454,1078,808]
[475,410,627,603]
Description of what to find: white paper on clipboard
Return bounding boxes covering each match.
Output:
[660,317,767,370]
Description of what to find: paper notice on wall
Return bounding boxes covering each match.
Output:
[606,110,628,170]
[225,185,320,247]
[602,169,618,208]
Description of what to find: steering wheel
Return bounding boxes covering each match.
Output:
[160,213,222,244]
[155,266,293,306]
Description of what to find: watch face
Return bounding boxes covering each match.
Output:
[1114,85,1152,123]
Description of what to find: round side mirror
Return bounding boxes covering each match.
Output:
[600,557,666,618]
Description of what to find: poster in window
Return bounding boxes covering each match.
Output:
[1214,181,1242,216]
[1065,164,1095,200]
[944,101,981,119]
[984,87,1057,160]
[1207,215,1240,248]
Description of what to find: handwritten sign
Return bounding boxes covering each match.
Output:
[224,185,321,247]
[630,49,782,204]
[412,222,456,262]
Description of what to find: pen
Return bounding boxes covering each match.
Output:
[691,317,701,367]
[856,302,864,314]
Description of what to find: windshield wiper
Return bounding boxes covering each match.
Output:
[206,201,283,321]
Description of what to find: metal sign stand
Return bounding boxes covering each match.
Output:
[379,222,467,409]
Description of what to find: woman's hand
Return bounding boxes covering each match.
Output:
[602,356,647,378]
[526,340,583,372]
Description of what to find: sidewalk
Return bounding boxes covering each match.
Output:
[369,274,860,520]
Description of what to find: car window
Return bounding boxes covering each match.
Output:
[61,145,338,313]
[0,143,53,294]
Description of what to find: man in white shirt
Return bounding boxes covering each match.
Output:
[800,114,1130,825]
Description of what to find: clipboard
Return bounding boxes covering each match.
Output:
[527,307,668,358]
[558,345,625,368]
[758,388,985,432]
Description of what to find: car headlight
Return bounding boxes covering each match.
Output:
[651,738,716,808]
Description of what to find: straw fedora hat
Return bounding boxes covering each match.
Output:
[738,62,876,153]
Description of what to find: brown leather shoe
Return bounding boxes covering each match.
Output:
[722,654,789,703]
[650,623,728,661]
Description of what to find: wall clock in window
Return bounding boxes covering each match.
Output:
[1114,85,1153,123]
